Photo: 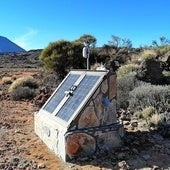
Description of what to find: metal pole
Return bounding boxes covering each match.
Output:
[87,56,89,70]
[87,45,89,70]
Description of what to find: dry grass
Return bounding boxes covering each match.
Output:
[2,76,13,84]
[150,113,160,125]
[117,64,138,78]
[9,76,35,93]
[139,49,157,61]
[141,106,155,119]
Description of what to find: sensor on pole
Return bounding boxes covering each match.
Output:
[82,46,90,70]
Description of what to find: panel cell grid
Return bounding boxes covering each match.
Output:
[56,75,100,121]
[43,74,80,113]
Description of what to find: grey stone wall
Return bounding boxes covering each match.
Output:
[65,73,124,160]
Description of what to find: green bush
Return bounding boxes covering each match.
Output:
[117,76,143,109]
[43,72,60,88]
[129,84,170,113]
[40,40,85,79]
[11,86,36,101]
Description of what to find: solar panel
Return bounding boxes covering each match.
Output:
[43,74,80,113]
[42,70,108,126]
[56,75,100,122]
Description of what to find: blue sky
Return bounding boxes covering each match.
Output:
[0,0,170,51]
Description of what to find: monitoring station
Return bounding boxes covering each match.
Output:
[34,69,124,162]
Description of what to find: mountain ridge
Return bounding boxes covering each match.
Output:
[0,36,26,53]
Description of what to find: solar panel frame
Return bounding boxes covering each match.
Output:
[40,70,108,128]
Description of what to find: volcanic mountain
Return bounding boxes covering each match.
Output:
[0,36,26,53]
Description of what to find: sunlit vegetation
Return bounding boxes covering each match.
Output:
[6,34,169,130]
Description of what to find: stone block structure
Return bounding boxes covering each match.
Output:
[34,70,124,162]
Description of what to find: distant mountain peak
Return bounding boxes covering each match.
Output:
[0,36,26,53]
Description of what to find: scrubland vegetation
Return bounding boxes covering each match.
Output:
[2,35,169,134]
[0,34,170,169]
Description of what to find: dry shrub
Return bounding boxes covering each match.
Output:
[117,76,144,109]
[2,77,12,84]
[150,113,160,125]
[155,45,170,56]
[134,111,143,119]
[9,76,38,101]
[117,64,139,78]
[91,63,102,70]
[162,71,170,77]
[9,76,38,93]
[130,84,169,130]
[130,54,142,64]
[134,107,156,120]
[134,109,161,129]
[139,49,157,62]
[141,106,156,119]
[11,86,36,101]
[129,84,169,113]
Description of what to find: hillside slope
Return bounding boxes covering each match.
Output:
[0,49,43,68]
[0,36,26,53]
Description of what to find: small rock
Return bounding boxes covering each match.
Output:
[77,157,89,161]
[32,162,38,169]
[0,158,6,163]
[132,148,139,154]
[131,120,138,126]
[152,165,160,170]
[117,152,126,160]
[123,121,130,125]
[152,133,164,141]
[101,161,114,169]
[132,140,140,146]
[118,160,130,170]
[0,163,6,169]
[9,156,20,167]
[140,150,150,160]
[38,163,46,169]
[121,146,130,152]
[14,130,20,133]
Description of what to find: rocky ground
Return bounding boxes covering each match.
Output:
[0,51,170,170]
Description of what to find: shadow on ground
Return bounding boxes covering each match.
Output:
[66,130,170,170]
